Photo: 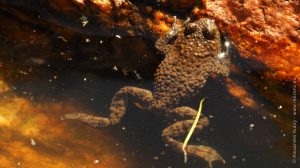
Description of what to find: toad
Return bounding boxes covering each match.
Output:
[64,18,230,167]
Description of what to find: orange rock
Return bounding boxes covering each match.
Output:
[194,0,300,90]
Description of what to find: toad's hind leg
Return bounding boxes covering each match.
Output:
[162,107,225,168]
[63,86,153,127]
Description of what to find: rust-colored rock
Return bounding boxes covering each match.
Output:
[194,0,300,89]
[73,0,176,37]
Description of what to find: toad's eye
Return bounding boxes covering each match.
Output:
[202,28,216,40]
[184,23,197,36]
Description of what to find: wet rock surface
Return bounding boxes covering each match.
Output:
[195,0,300,91]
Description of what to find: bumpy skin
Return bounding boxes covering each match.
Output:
[154,18,230,110]
[64,18,230,167]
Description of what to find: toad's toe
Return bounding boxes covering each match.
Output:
[187,145,225,168]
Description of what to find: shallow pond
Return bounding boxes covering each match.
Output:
[0,1,299,168]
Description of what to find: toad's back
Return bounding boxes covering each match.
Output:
[153,18,230,110]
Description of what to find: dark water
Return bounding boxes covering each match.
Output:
[0,1,299,168]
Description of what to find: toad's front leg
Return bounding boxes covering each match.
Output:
[155,18,181,53]
[63,86,153,127]
[162,107,225,168]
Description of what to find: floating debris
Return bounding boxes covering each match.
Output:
[30,138,36,146]
[153,156,159,160]
[80,15,89,27]
[133,70,142,80]
[93,56,98,61]
[249,123,255,131]
[57,36,67,42]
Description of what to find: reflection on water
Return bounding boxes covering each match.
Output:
[0,78,136,168]
[0,2,299,168]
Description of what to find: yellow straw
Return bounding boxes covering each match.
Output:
[182,98,205,163]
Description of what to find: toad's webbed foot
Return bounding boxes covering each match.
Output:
[63,86,153,127]
[187,145,225,168]
[162,106,225,167]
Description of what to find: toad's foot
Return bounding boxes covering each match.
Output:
[63,86,153,127]
[162,106,225,167]
[187,145,225,168]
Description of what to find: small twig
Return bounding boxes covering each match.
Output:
[182,98,206,163]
